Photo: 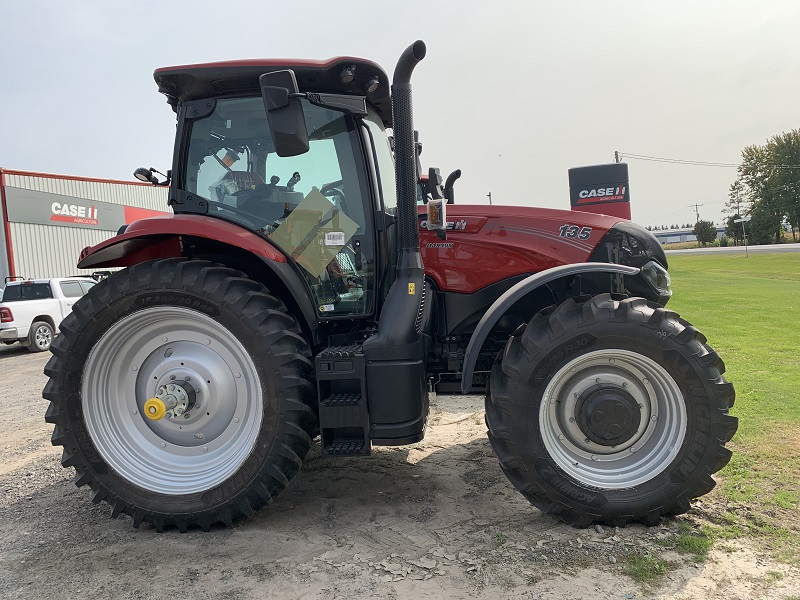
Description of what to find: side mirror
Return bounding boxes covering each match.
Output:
[134,167,171,186]
[260,70,310,157]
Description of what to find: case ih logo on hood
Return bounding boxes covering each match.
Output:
[419,219,467,231]
[578,186,626,201]
[50,202,99,226]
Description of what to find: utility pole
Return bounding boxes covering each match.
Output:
[487,192,492,205]
[692,203,704,223]
[614,151,621,164]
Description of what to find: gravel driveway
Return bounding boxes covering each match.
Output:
[0,343,797,600]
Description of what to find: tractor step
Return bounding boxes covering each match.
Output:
[315,345,371,456]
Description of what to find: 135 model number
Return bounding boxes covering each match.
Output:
[559,224,592,240]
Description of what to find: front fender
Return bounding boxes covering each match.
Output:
[460,262,640,393]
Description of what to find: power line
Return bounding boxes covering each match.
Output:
[617,151,800,170]
[620,152,738,168]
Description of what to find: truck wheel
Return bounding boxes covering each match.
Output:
[27,321,54,352]
[486,294,737,527]
[43,259,317,531]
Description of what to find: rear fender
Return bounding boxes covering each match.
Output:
[459,262,640,393]
[77,214,286,269]
[76,214,320,344]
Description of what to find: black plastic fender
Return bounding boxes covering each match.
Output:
[459,263,640,393]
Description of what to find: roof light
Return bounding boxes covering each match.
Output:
[366,76,380,94]
[340,65,356,84]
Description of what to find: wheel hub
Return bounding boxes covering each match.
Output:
[540,348,687,489]
[144,380,197,421]
[576,384,641,447]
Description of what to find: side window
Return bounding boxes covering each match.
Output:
[59,281,84,298]
[79,281,96,294]
[184,97,377,318]
[363,111,397,215]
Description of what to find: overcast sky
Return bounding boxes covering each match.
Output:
[2,0,799,227]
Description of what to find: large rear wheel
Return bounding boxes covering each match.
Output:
[486,294,737,527]
[43,259,316,531]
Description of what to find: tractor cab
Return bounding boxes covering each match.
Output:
[155,59,399,321]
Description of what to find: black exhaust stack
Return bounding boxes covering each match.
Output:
[393,40,427,258]
[364,40,427,349]
[360,40,430,445]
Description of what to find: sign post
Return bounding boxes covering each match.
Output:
[733,216,752,257]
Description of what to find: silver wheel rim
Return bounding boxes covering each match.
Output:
[35,325,52,349]
[82,306,264,495]
[540,349,686,489]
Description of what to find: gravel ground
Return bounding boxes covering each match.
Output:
[0,342,797,600]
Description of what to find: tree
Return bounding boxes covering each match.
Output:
[734,129,800,244]
[693,220,717,246]
[749,201,782,245]
[765,130,800,241]
[725,214,742,246]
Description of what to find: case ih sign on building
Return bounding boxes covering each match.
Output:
[50,201,99,226]
[0,169,168,280]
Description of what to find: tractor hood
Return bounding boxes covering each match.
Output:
[418,204,665,294]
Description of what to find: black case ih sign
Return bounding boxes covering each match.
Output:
[568,163,631,220]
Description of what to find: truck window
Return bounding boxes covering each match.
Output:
[60,281,84,298]
[2,283,53,301]
[79,280,96,294]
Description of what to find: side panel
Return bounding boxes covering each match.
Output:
[419,204,620,293]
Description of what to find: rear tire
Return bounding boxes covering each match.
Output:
[43,259,317,531]
[486,294,737,527]
[27,321,54,352]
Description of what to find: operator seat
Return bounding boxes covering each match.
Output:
[215,171,286,223]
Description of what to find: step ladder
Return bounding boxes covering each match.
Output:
[315,345,370,456]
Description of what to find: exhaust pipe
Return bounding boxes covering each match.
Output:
[363,40,426,349]
[361,41,430,444]
[392,40,426,258]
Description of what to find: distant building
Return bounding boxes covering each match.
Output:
[1,169,168,280]
[651,226,727,245]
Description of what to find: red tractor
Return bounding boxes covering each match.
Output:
[44,41,736,532]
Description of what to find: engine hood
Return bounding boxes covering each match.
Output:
[418,204,625,293]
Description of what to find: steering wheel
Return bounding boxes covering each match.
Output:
[320,179,347,210]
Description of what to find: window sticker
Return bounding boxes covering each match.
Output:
[325,231,346,246]
[268,188,359,278]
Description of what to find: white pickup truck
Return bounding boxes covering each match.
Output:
[0,277,97,352]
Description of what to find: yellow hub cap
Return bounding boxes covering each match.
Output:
[144,397,167,421]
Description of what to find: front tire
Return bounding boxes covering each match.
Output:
[43,259,317,531]
[486,294,737,527]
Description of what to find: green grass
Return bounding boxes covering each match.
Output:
[624,554,670,583]
[675,530,714,561]
[667,253,800,441]
[666,253,800,563]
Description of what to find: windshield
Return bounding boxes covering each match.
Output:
[182,97,375,318]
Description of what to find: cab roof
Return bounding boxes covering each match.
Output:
[154,56,393,126]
